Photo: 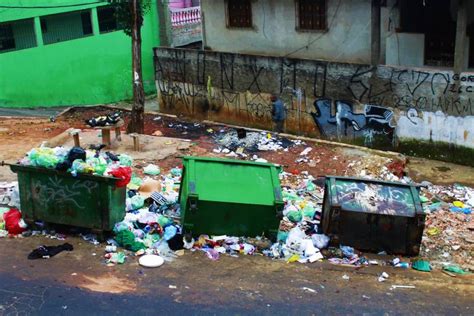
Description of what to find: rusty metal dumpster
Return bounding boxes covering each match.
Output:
[10,164,126,233]
[321,176,425,255]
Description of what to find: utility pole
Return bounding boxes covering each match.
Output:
[371,0,381,66]
[128,0,145,134]
[453,0,467,76]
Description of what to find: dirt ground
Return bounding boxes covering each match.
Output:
[1,106,473,186]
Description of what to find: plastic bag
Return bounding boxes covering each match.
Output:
[130,195,145,210]
[3,208,27,235]
[286,226,306,252]
[170,167,182,177]
[277,230,289,243]
[119,154,133,167]
[115,230,146,252]
[109,166,132,188]
[311,234,330,249]
[287,210,302,223]
[144,164,160,176]
[340,245,355,258]
[163,225,178,241]
[67,147,86,163]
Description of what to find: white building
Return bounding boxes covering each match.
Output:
[200,0,473,71]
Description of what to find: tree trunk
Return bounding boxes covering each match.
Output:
[127,0,145,134]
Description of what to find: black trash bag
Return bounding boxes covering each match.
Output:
[55,160,72,171]
[236,128,247,139]
[106,111,122,125]
[28,243,74,260]
[168,234,184,251]
[105,151,119,162]
[85,112,122,127]
[128,190,138,198]
[67,147,86,163]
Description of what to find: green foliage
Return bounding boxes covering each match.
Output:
[107,0,151,37]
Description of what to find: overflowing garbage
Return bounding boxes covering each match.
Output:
[16,145,133,184]
[0,137,472,274]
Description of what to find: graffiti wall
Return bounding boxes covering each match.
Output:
[154,48,474,161]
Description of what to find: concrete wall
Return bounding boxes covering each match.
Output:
[201,0,372,64]
[154,47,474,165]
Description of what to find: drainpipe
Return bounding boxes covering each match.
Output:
[453,0,467,76]
[371,0,381,66]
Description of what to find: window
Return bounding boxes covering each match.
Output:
[0,19,36,53]
[41,10,93,45]
[297,0,327,31]
[0,24,15,52]
[98,6,121,33]
[227,0,252,28]
[81,11,93,35]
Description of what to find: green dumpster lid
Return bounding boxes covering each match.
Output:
[182,156,282,206]
[327,176,421,217]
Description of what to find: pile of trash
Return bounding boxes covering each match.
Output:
[84,111,122,127]
[3,141,473,273]
[347,155,473,271]
[419,184,474,270]
[18,146,133,183]
[106,167,184,266]
[213,129,298,153]
[346,157,412,184]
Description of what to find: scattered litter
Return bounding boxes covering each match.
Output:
[80,233,99,245]
[412,260,431,272]
[105,252,126,265]
[28,243,73,260]
[139,254,164,268]
[443,264,469,275]
[378,272,389,282]
[390,285,416,290]
[143,164,160,176]
[301,287,317,293]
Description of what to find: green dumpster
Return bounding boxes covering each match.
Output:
[10,164,126,233]
[179,156,284,238]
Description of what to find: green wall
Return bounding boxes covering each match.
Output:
[0,0,160,107]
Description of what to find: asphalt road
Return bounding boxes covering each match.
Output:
[0,236,472,315]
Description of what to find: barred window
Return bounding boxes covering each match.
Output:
[98,6,121,33]
[297,0,327,31]
[0,19,36,53]
[227,0,252,28]
[41,10,93,45]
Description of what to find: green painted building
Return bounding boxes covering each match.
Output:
[0,0,160,108]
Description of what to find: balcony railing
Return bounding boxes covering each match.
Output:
[169,6,202,47]
[170,6,201,27]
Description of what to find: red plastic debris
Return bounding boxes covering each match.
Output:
[3,208,27,235]
[109,166,132,188]
[386,159,406,178]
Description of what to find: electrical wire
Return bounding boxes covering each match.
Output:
[284,0,342,58]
